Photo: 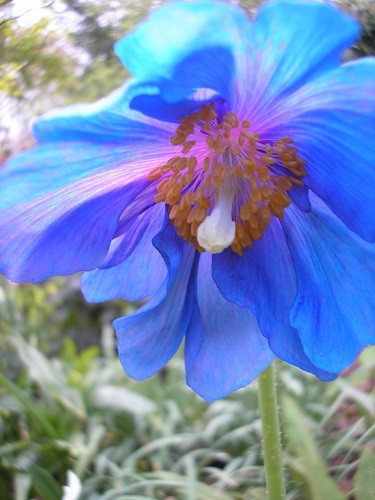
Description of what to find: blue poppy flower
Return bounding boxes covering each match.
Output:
[0,0,374,401]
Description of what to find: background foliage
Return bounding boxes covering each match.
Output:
[0,0,374,498]
[0,277,374,499]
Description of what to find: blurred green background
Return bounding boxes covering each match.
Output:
[0,0,374,498]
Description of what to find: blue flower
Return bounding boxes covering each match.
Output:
[0,0,374,401]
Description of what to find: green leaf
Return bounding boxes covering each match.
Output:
[93,385,156,415]
[282,394,345,500]
[335,379,375,418]
[29,464,61,500]
[0,373,58,439]
[354,448,375,500]
[14,473,31,500]
[11,336,86,419]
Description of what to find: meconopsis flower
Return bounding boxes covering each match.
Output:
[0,0,374,401]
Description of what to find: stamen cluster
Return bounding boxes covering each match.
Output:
[148,103,306,255]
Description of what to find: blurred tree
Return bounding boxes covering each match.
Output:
[58,0,165,102]
[58,0,165,55]
[57,0,120,60]
[0,1,77,157]
[0,18,76,99]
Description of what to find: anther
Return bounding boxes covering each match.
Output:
[151,104,306,256]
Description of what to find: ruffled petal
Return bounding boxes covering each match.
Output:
[0,170,148,283]
[115,221,197,379]
[268,59,375,241]
[126,82,220,123]
[100,205,161,269]
[114,182,161,238]
[115,0,359,124]
[212,219,336,380]
[92,198,164,269]
[282,194,375,373]
[241,0,359,123]
[115,0,251,120]
[185,253,274,402]
[81,205,166,302]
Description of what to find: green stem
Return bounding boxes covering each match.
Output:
[258,362,286,500]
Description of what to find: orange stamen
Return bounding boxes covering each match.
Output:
[148,103,306,255]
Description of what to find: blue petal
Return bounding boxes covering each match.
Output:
[115,1,250,119]
[243,0,359,123]
[33,82,175,144]
[0,172,148,283]
[81,205,166,302]
[0,143,142,211]
[282,194,375,373]
[272,59,375,241]
[115,221,197,380]
[213,219,296,342]
[213,219,336,380]
[185,253,274,402]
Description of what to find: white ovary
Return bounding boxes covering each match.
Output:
[197,187,236,253]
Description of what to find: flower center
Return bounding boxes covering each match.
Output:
[148,103,306,255]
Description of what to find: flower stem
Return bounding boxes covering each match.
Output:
[258,362,286,500]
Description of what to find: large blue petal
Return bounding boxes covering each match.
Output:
[115,221,197,380]
[212,219,336,381]
[0,89,177,213]
[115,0,250,120]
[282,194,375,373]
[0,171,148,283]
[267,59,375,241]
[185,253,274,402]
[0,98,178,282]
[240,0,359,124]
[81,205,166,302]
